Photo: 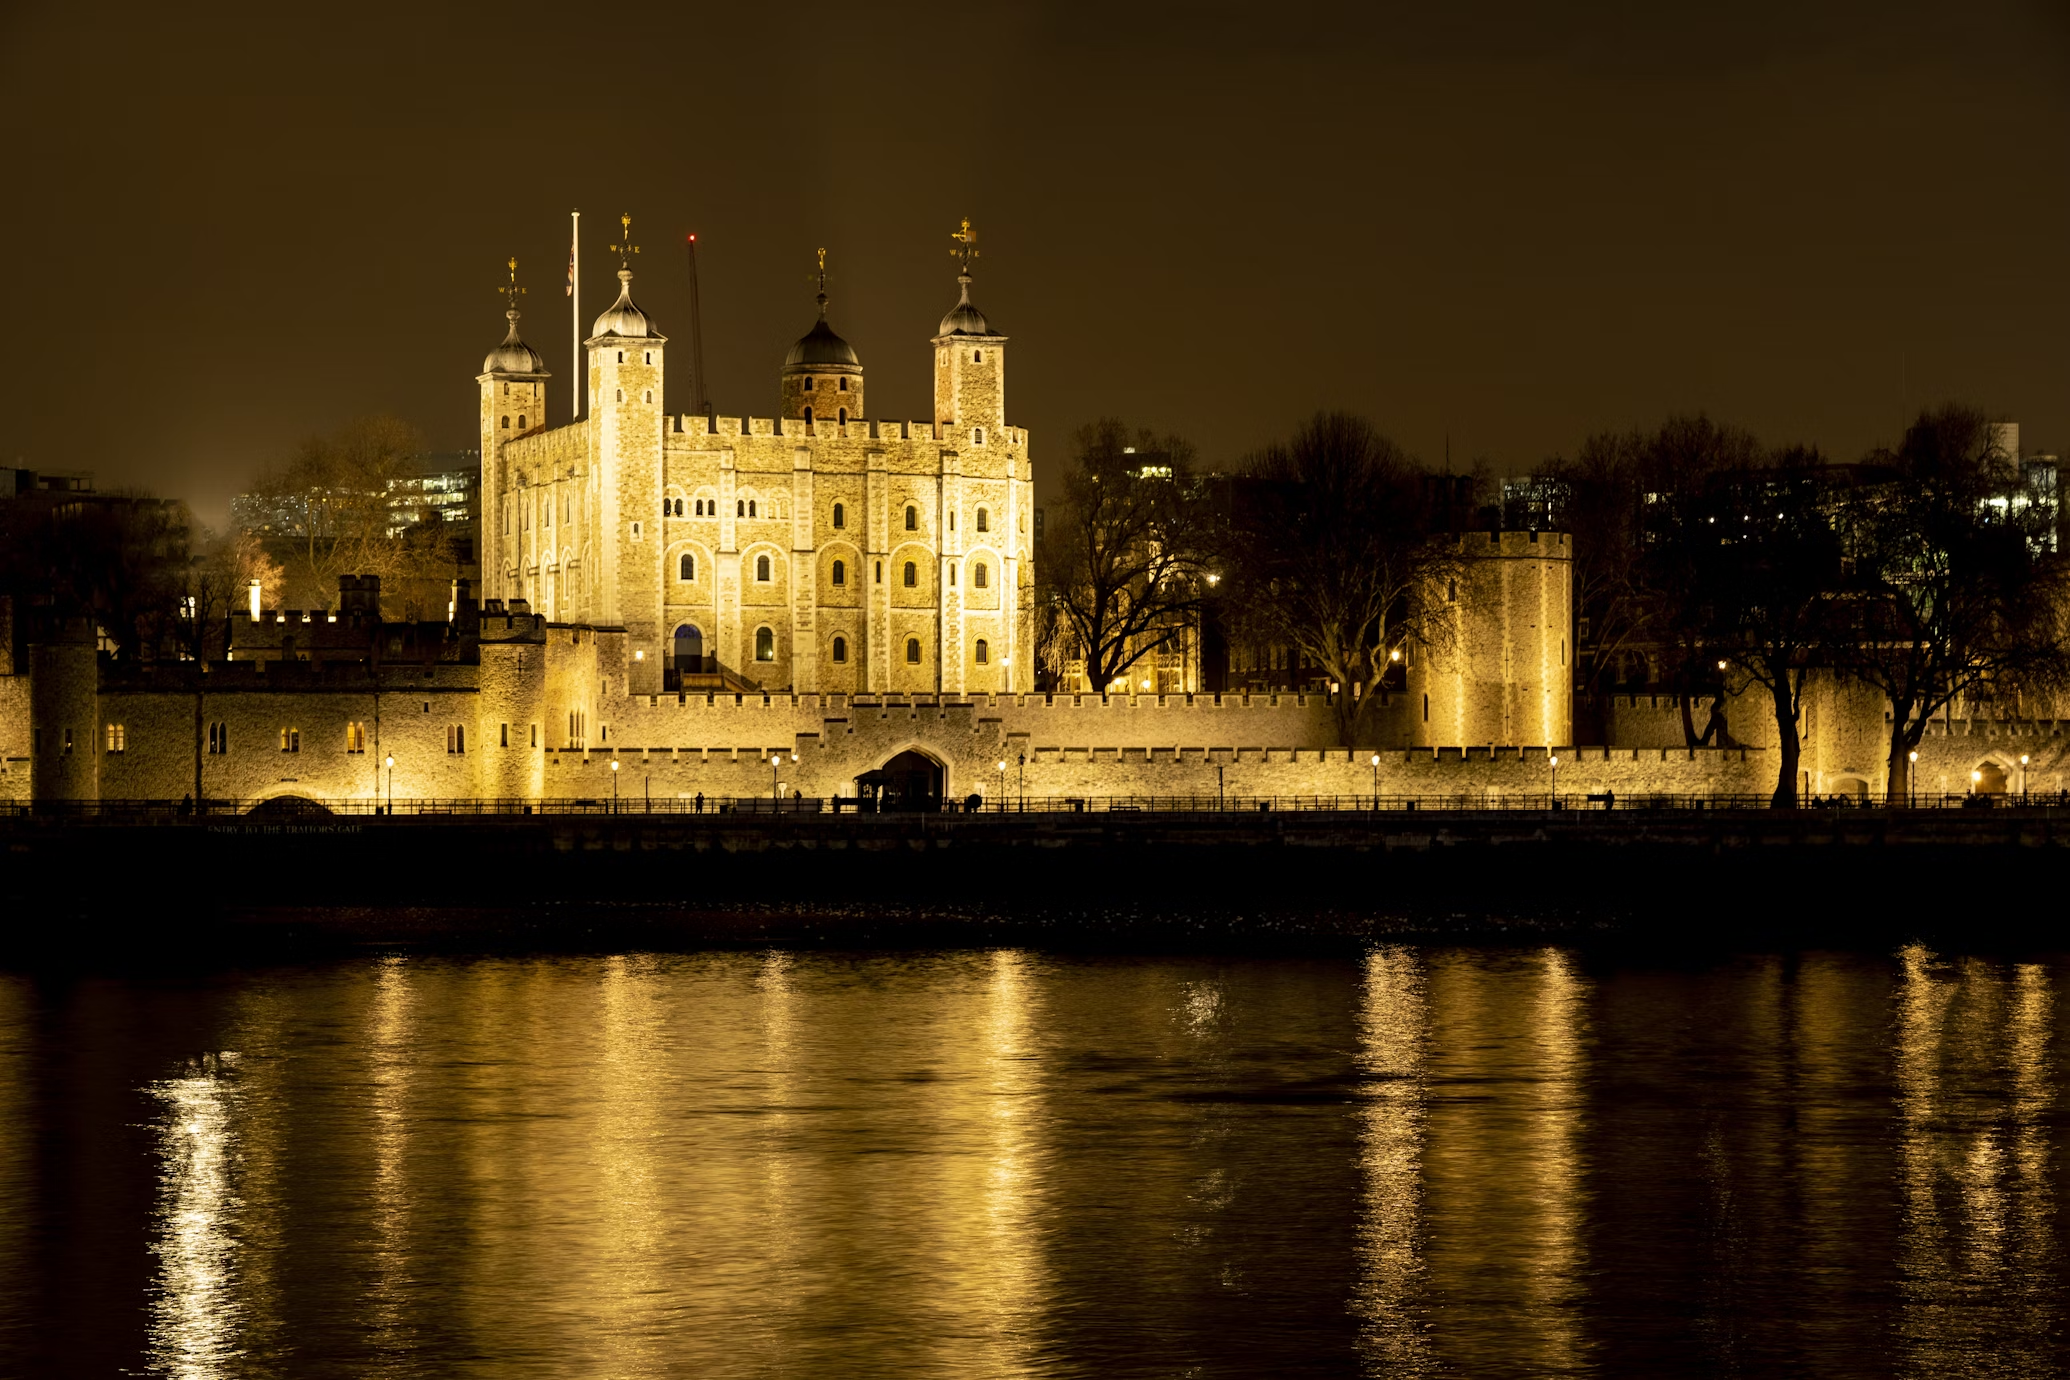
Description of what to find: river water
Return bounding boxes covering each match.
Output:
[1,944,2063,1377]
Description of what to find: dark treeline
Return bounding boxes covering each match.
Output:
[1036,405,2070,806]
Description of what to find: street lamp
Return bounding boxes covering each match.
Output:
[1018,752,1027,811]
[1971,768,1983,798]
[1549,754,1560,809]
[997,759,1006,811]
[611,757,620,813]
[770,753,782,807]
[384,753,394,814]
[1908,750,1918,809]
[2021,753,2031,802]
[1369,753,1380,812]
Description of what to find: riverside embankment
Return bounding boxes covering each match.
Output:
[2,804,2061,952]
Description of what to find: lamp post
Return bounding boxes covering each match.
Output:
[2021,753,2030,803]
[996,759,1006,811]
[1971,768,1982,799]
[384,754,394,814]
[770,754,781,808]
[1549,754,1560,809]
[1908,750,1918,809]
[1018,752,1026,812]
[611,757,619,813]
[1369,753,1380,812]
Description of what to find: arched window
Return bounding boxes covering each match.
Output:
[615,389,623,402]
[674,624,703,668]
[837,408,847,424]
[737,500,745,517]
[756,554,772,582]
[518,415,526,428]
[949,565,957,586]
[643,390,651,404]
[905,637,921,664]
[904,506,917,531]
[832,635,848,663]
[903,561,917,587]
[875,561,883,583]
[500,415,510,429]
[755,626,775,661]
[973,562,988,588]
[749,500,758,517]
[803,405,814,424]
[973,349,982,362]
[975,639,989,664]
[803,377,815,391]
[974,428,985,445]
[839,376,849,391]
[644,352,651,365]
[695,499,704,516]
[831,559,846,586]
[833,502,845,529]
[976,507,988,532]
[679,553,695,580]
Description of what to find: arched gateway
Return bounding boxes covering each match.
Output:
[856,749,944,812]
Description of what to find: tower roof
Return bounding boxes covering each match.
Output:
[590,268,659,339]
[784,306,860,369]
[936,275,994,337]
[482,311,549,375]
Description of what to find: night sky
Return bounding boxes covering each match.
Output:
[4,1,2066,525]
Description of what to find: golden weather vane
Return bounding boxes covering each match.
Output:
[499,256,525,306]
[950,217,979,273]
[612,212,640,268]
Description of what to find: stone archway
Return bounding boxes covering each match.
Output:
[1975,761,2009,794]
[855,747,945,813]
[246,794,332,817]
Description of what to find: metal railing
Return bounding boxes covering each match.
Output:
[1,791,2064,821]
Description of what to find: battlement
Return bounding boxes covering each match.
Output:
[667,415,1028,448]
[1451,529,1571,557]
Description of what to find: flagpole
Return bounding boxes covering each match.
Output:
[570,208,581,420]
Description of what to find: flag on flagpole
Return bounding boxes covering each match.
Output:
[567,237,575,296]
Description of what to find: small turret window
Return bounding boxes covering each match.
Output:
[643,390,651,404]
[679,553,695,580]
[974,428,985,445]
[974,562,988,588]
[832,560,846,586]
[749,500,758,517]
[803,406,813,424]
[832,502,845,529]
[756,627,775,661]
[804,377,815,391]
[973,349,982,362]
[517,414,526,428]
[615,389,624,402]
[838,408,847,424]
[976,639,989,665]
[904,506,917,531]
[644,352,652,365]
[976,507,988,532]
[903,561,917,587]
[756,554,772,582]
[875,561,883,583]
[950,565,957,586]
[839,377,849,391]
[617,351,624,363]
[500,416,510,429]
[832,635,848,663]
[906,637,921,664]
[737,500,745,517]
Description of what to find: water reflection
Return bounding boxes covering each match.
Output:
[1353,945,1432,1373]
[143,1051,245,1379]
[0,947,2062,1376]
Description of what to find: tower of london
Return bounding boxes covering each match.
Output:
[480,222,1034,697]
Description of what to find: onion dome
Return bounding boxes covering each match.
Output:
[937,273,993,337]
[785,294,860,368]
[482,309,547,375]
[590,268,658,339]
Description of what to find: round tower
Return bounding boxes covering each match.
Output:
[585,215,667,689]
[779,251,863,426]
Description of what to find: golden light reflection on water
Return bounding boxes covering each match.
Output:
[366,956,414,1353]
[0,978,31,1355]
[143,1051,245,1380]
[1353,945,1433,1374]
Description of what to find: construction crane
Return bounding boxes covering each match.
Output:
[683,232,712,418]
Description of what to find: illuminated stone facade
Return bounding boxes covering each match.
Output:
[480,252,1032,699]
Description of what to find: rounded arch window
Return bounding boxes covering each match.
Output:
[749,499,758,517]
[832,635,848,664]
[973,349,982,362]
[905,637,921,664]
[974,428,985,445]
[839,376,849,391]
[803,377,815,392]
[756,554,772,582]
[831,559,846,587]
[755,626,775,661]
[517,414,526,428]
[975,639,989,665]
[695,499,705,516]
[832,501,845,529]
[837,408,847,424]
[737,500,745,517]
[903,561,917,588]
[500,415,510,429]
[803,405,814,424]
[678,553,695,581]
[975,507,988,532]
[904,506,917,531]
[973,562,988,589]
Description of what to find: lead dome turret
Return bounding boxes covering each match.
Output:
[590,268,658,339]
[779,253,863,425]
[482,309,548,375]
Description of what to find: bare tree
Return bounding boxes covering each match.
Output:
[1225,412,1463,745]
[1837,405,2070,802]
[1035,419,1215,693]
[254,414,428,611]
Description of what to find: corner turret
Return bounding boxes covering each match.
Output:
[780,249,863,425]
[932,218,1007,444]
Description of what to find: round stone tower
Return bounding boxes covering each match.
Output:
[779,255,862,426]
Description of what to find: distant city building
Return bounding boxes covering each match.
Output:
[230,451,480,541]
